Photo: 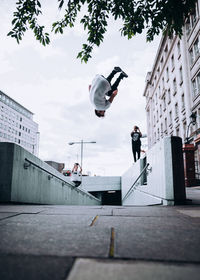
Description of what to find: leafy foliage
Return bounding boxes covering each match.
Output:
[8,0,196,62]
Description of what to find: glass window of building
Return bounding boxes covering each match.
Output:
[179,67,183,84]
[171,55,175,70]
[168,88,171,103]
[175,103,179,118]
[177,41,181,57]
[163,95,166,110]
[181,94,185,109]
[173,78,177,94]
[194,36,200,58]
[189,48,194,65]
[169,111,172,124]
[166,67,169,81]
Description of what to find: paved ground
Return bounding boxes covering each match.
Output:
[0,187,200,280]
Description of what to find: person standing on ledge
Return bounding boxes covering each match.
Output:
[89,66,128,118]
[131,126,142,163]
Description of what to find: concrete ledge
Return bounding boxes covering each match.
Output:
[122,137,186,206]
[81,176,121,192]
[0,143,100,205]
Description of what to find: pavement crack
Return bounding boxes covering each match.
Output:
[109,227,115,258]
[0,213,22,221]
[90,215,99,226]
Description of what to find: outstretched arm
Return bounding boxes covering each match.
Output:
[108,90,118,104]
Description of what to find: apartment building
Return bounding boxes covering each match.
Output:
[143,0,200,179]
[143,1,199,141]
[0,90,39,155]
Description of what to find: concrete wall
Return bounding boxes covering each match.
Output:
[0,143,100,205]
[81,176,121,192]
[122,137,186,206]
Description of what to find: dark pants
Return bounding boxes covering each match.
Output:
[106,70,124,96]
[73,181,81,187]
[132,142,141,162]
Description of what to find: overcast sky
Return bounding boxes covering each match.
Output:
[1,0,161,176]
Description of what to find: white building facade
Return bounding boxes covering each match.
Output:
[143,0,200,179]
[143,0,200,148]
[0,90,39,155]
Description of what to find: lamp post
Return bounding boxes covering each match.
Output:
[68,140,96,183]
[185,112,197,144]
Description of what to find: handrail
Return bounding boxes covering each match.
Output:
[24,158,101,201]
[122,163,150,203]
[24,158,73,186]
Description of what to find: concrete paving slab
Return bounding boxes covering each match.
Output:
[0,255,74,280]
[112,206,181,217]
[177,209,200,217]
[0,222,110,258]
[0,213,95,226]
[67,258,200,280]
[94,215,196,230]
[114,219,200,262]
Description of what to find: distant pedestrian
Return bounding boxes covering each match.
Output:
[89,66,128,118]
[131,126,142,162]
[70,163,82,187]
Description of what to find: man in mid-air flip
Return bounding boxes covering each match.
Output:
[89,67,128,117]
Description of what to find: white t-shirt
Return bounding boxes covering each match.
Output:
[89,74,111,110]
[70,171,81,182]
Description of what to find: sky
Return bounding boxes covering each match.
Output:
[0,0,161,176]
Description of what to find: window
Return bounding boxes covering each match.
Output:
[162,77,165,90]
[165,117,167,131]
[175,103,179,118]
[161,123,163,137]
[181,94,185,109]
[171,55,175,70]
[173,78,177,95]
[176,127,180,136]
[177,41,181,57]
[163,96,166,110]
[169,111,172,124]
[190,36,200,66]
[191,4,198,27]
[166,67,169,81]
[194,36,200,58]
[192,72,200,97]
[179,67,183,84]
[189,48,194,65]
[183,121,187,139]
[160,104,162,116]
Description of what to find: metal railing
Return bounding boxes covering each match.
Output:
[122,163,150,203]
[24,158,74,187]
[23,158,101,201]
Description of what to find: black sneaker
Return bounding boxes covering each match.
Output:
[121,71,128,78]
[114,66,122,72]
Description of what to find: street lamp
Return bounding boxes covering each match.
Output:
[68,140,96,183]
[185,112,197,144]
